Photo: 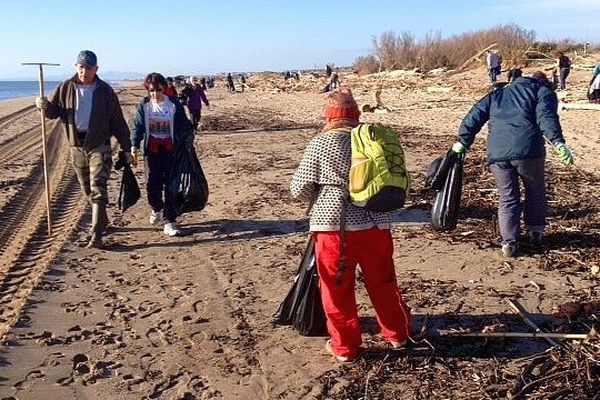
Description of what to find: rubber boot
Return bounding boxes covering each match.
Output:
[87,202,106,249]
[102,206,110,234]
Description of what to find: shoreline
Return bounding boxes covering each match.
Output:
[0,80,142,116]
[0,96,35,118]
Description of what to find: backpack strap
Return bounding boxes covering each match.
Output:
[335,195,347,286]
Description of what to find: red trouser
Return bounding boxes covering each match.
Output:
[314,228,411,359]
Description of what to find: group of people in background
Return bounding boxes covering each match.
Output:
[487,49,575,92]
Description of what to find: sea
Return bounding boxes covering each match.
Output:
[0,81,61,102]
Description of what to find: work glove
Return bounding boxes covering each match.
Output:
[554,142,574,166]
[35,96,47,110]
[130,147,141,167]
[451,141,467,154]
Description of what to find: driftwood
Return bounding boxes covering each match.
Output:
[560,102,600,111]
[457,43,497,72]
[439,330,596,340]
[524,50,554,60]
[361,88,390,113]
[506,299,562,348]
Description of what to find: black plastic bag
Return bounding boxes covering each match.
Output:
[425,150,456,191]
[115,151,140,213]
[168,144,209,216]
[273,236,328,336]
[431,151,464,231]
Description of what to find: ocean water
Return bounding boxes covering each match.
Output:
[0,81,61,101]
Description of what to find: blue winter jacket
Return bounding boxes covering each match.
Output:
[458,77,565,164]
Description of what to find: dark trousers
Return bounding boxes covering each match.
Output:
[489,66,501,83]
[559,68,570,90]
[188,107,201,131]
[489,158,546,245]
[144,150,176,223]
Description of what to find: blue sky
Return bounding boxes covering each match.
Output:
[1,0,598,80]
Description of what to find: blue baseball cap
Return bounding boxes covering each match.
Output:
[76,50,97,68]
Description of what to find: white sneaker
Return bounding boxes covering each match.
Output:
[149,210,163,225]
[501,243,518,258]
[163,222,181,237]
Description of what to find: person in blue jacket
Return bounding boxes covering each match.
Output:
[131,72,194,237]
[452,71,574,257]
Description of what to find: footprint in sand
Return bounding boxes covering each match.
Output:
[138,300,163,319]
[13,369,45,391]
[39,351,66,367]
[145,319,176,346]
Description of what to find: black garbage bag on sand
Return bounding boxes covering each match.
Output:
[429,150,465,231]
[114,151,140,213]
[168,144,209,216]
[273,236,328,337]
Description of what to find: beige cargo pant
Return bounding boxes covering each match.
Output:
[69,144,112,204]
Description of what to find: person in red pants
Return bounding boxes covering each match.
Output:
[290,88,411,362]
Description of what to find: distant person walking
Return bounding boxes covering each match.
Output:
[226,73,236,92]
[163,77,178,97]
[180,76,210,132]
[329,71,340,90]
[239,74,247,92]
[555,51,571,90]
[486,50,502,84]
[452,72,573,258]
[131,73,194,237]
[290,88,411,363]
[35,50,132,248]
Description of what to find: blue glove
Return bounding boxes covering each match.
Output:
[452,142,466,154]
[554,143,574,166]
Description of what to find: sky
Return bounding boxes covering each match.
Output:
[1,0,598,80]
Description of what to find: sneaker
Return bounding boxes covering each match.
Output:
[163,222,181,237]
[528,231,543,246]
[325,339,354,363]
[149,210,163,225]
[501,243,518,258]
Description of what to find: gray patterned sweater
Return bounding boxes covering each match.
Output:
[290,129,391,232]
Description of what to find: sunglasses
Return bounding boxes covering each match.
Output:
[149,87,163,93]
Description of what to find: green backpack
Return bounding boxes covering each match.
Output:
[349,123,410,212]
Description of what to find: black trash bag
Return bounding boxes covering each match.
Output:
[273,236,328,336]
[431,151,464,231]
[168,144,209,216]
[115,151,140,213]
[425,150,456,191]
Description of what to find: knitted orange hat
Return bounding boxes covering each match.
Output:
[324,88,360,120]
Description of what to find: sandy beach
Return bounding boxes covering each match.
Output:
[0,60,598,399]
